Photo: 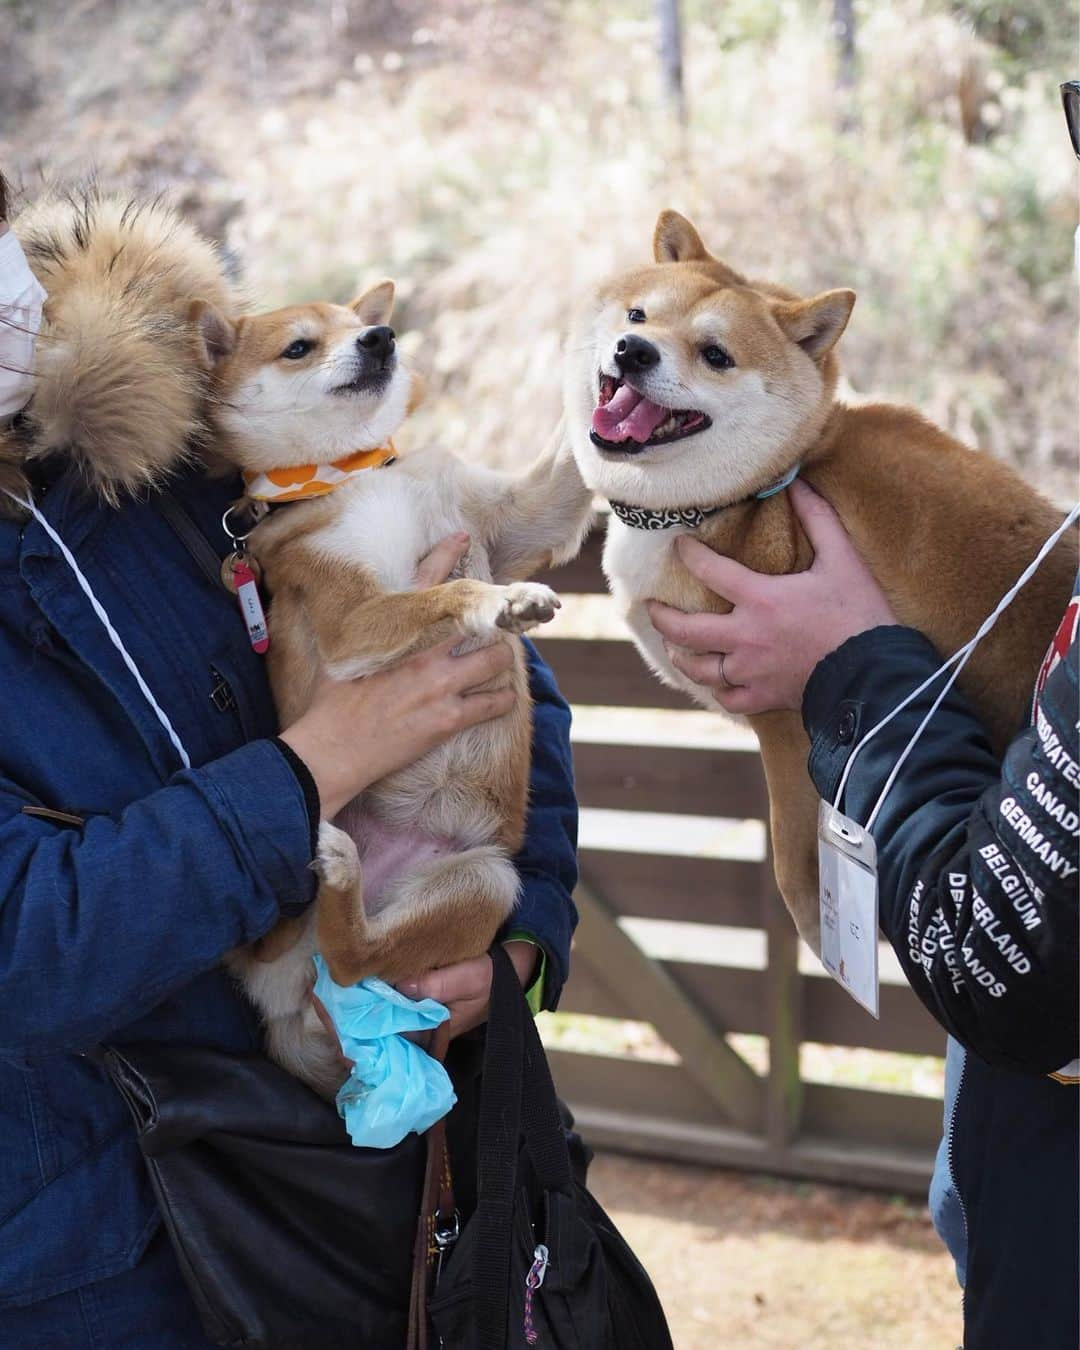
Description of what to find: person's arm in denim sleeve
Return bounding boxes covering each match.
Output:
[501,639,579,1010]
[0,739,316,1057]
[803,624,1079,1074]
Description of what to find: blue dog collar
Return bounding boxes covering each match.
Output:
[756,462,801,499]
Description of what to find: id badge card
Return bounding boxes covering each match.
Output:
[818,801,880,1018]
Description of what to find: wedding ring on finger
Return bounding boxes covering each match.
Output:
[719,653,731,689]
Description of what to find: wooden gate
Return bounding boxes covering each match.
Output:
[533,530,945,1195]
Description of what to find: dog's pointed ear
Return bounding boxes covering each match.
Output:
[653,211,745,285]
[773,289,855,361]
[653,210,713,264]
[189,300,236,368]
[350,279,395,326]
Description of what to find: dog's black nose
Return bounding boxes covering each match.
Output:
[614,333,660,373]
[357,325,395,363]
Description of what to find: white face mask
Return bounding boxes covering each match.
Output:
[0,228,47,419]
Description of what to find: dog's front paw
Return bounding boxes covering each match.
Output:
[313,821,361,892]
[494,582,561,634]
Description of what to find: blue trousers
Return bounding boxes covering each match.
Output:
[928,1034,968,1288]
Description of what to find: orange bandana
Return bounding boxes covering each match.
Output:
[242,444,397,503]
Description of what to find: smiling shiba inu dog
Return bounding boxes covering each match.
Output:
[566,210,1076,950]
[196,284,593,1094]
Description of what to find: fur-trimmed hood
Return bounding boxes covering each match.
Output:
[1,189,241,515]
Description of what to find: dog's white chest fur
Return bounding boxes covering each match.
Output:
[603,515,715,710]
[314,449,488,587]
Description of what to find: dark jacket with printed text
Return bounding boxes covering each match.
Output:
[803,572,1079,1350]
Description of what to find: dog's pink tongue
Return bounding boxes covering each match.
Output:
[592,383,641,436]
[619,396,669,443]
[592,384,669,443]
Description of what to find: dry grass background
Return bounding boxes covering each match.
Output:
[0,4,1072,1343]
[2,0,1077,496]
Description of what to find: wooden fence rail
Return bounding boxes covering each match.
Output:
[534,530,944,1196]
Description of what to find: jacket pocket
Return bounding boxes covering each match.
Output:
[0,1060,48,1226]
[207,655,258,745]
[0,1120,158,1309]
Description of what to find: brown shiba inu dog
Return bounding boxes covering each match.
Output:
[565,210,1077,951]
[196,284,593,1094]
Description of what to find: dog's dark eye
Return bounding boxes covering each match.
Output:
[703,344,734,371]
[280,339,315,360]
[627,308,646,323]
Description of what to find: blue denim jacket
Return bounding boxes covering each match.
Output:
[0,464,578,1312]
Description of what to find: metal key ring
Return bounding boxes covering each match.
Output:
[221,502,256,545]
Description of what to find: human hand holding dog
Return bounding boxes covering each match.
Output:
[280,533,519,817]
[398,943,539,1039]
[647,481,897,714]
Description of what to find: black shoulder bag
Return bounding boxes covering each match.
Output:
[427,946,674,1350]
[103,1041,431,1349]
[103,948,672,1350]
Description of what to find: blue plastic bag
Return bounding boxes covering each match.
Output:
[312,955,456,1150]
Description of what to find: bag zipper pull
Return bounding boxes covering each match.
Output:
[523,1243,549,1345]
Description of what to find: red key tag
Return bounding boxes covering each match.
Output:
[231,557,270,654]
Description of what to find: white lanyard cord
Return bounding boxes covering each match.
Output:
[4,489,191,770]
[834,503,1080,833]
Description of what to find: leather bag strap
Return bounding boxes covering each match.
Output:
[407,1020,454,1350]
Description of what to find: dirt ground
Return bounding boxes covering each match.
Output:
[587,1153,962,1349]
